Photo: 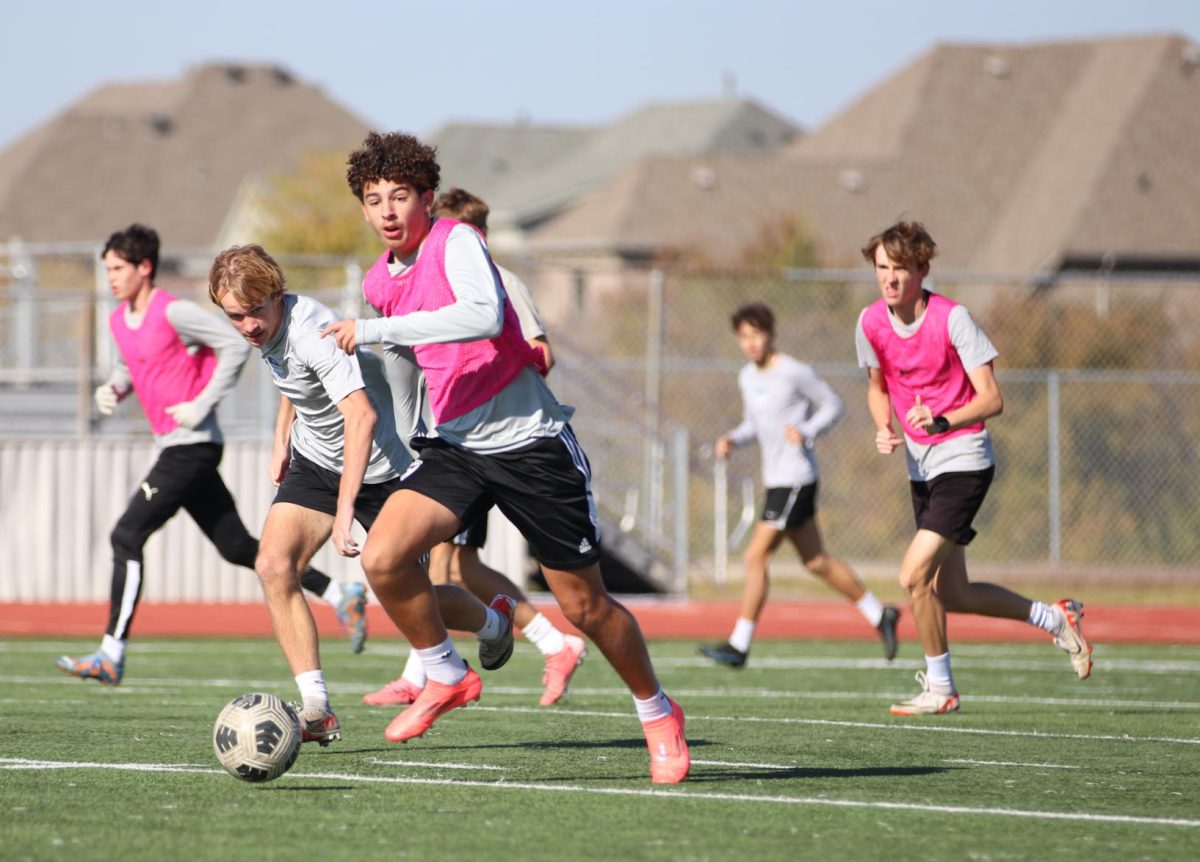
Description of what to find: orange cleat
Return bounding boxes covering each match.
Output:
[362,676,424,706]
[642,698,689,784]
[384,665,482,742]
[539,635,588,706]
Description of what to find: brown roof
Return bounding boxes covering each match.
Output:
[0,63,370,248]
[530,34,1200,274]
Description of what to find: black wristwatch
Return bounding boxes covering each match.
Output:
[932,415,951,433]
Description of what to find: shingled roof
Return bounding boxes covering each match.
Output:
[0,63,370,248]
[431,97,799,244]
[530,33,1200,275]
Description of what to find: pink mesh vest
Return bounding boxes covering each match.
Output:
[861,292,985,445]
[362,218,541,424]
[110,290,216,435]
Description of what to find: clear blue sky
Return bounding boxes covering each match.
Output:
[2,0,1196,150]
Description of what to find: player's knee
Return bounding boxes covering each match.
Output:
[897,568,927,596]
[254,552,294,592]
[110,521,142,556]
[361,541,419,586]
[218,537,258,569]
[803,554,831,577]
[557,589,606,633]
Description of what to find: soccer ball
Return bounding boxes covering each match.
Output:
[212,692,301,783]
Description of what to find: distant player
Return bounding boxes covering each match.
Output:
[700,302,899,669]
[323,132,687,782]
[208,243,514,744]
[363,187,586,709]
[55,224,366,687]
[857,220,1092,715]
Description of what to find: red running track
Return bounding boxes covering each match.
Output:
[2,600,1196,644]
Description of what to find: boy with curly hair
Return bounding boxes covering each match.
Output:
[324,132,688,783]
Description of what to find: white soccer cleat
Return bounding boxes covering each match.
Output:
[889,671,960,716]
[1053,598,1093,680]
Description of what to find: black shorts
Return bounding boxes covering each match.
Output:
[273,449,402,532]
[761,483,818,530]
[401,426,601,570]
[451,512,488,548]
[909,466,994,546]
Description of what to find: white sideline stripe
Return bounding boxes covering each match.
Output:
[368,758,506,771]
[470,706,1200,746]
[693,758,803,770]
[944,759,1079,769]
[16,675,1200,712]
[659,656,1200,674]
[0,758,1195,829]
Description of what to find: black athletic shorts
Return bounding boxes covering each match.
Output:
[273,448,402,532]
[761,483,818,530]
[451,512,488,548]
[401,425,601,571]
[909,466,994,546]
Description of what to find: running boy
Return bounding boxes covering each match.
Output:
[323,132,688,783]
[363,187,585,709]
[856,220,1092,716]
[208,243,514,743]
[701,302,899,668]
[56,225,365,687]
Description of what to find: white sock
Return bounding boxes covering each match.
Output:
[100,635,125,663]
[522,612,566,656]
[294,669,329,711]
[417,638,468,685]
[321,580,344,608]
[925,652,955,694]
[475,605,504,641]
[401,647,427,687]
[728,617,756,653]
[1028,600,1061,635]
[856,591,885,628]
[633,687,672,723]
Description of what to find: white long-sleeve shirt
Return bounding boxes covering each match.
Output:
[726,353,844,487]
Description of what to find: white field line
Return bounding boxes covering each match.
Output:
[943,759,1079,769]
[12,675,1200,713]
[0,757,1195,829]
[468,705,1200,746]
[367,758,506,771]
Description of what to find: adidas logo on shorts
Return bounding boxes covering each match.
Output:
[578,538,592,554]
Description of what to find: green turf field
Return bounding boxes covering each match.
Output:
[3,636,1198,861]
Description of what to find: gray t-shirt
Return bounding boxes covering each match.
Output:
[855,299,998,481]
[108,296,250,449]
[727,353,843,488]
[262,293,410,482]
[357,222,570,454]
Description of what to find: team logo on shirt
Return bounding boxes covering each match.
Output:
[266,356,287,379]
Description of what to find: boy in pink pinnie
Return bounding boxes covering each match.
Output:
[322,132,687,783]
[856,221,1093,716]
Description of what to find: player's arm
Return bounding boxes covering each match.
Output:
[790,364,844,445]
[95,354,133,415]
[270,395,294,486]
[867,368,902,455]
[907,306,1003,433]
[327,226,504,352]
[502,267,556,372]
[332,388,376,557]
[164,300,252,428]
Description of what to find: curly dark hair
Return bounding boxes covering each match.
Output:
[346,132,440,201]
[102,223,160,279]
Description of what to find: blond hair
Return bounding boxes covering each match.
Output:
[208,244,285,307]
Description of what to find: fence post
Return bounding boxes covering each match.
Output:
[713,455,728,586]
[342,259,362,317]
[644,268,665,543]
[672,425,689,594]
[1047,370,1062,563]
[11,238,36,377]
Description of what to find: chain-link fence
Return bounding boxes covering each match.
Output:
[4,239,1199,588]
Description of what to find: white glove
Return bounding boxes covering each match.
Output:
[94,384,118,416]
[165,400,206,430]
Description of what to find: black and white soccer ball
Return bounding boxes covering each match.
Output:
[212,692,301,783]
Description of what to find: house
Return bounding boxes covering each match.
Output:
[431,97,800,255]
[0,63,370,250]
[525,33,1200,303]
